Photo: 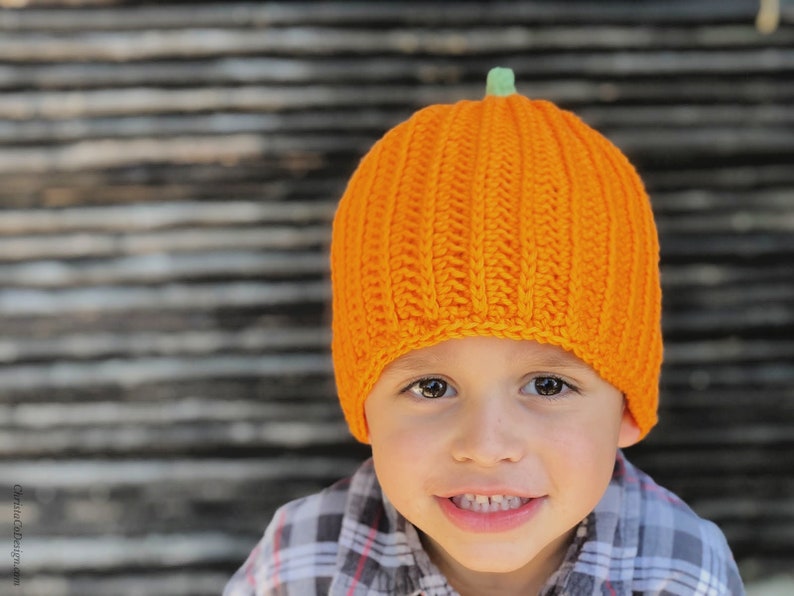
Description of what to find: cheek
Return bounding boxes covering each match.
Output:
[366,397,446,455]
[369,427,437,514]
[369,415,439,465]
[579,425,621,467]
[366,403,449,500]
[549,426,623,516]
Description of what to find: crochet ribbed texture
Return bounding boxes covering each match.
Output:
[330,67,662,443]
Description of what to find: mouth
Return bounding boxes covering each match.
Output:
[450,493,532,513]
[436,491,543,533]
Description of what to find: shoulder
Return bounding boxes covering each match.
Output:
[621,454,746,594]
[223,463,370,596]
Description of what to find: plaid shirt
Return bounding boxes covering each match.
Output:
[225,451,744,595]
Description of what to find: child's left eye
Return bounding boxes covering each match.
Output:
[523,376,572,397]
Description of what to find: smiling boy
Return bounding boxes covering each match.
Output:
[225,68,744,595]
[365,336,639,594]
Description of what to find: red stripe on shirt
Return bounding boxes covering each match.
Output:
[272,509,289,590]
[347,508,383,596]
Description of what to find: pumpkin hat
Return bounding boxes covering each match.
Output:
[330,67,662,443]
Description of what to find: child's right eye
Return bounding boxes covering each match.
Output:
[406,377,455,399]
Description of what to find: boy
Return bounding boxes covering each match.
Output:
[225,68,744,595]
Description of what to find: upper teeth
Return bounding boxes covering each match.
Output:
[451,493,530,513]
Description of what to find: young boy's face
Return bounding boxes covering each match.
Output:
[364,336,641,590]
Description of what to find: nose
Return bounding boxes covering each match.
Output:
[449,392,526,466]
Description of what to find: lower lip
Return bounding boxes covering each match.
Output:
[435,496,545,533]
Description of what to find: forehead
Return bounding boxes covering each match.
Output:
[383,336,595,376]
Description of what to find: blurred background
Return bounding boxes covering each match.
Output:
[0,1,792,594]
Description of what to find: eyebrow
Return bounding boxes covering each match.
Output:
[515,351,594,372]
[384,353,446,375]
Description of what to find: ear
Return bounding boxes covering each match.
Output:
[362,401,373,445]
[617,405,642,448]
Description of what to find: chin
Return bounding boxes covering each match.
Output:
[441,542,538,574]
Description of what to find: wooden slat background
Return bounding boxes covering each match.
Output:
[0,1,792,593]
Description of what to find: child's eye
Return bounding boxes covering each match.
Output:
[523,376,572,398]
[406,377,455,399]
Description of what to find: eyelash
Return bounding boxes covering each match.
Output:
[400,375,579,401]
[527,375,579,400]
[401,377,455,400]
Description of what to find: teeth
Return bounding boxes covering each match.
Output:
[451,493,531,513]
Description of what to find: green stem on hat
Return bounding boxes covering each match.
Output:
[485,67,516,97]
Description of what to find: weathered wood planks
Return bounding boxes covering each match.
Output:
[0,1,791,593]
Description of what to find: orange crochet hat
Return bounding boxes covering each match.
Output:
[330,67,662,443]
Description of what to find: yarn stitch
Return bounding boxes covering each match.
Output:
[330,67,662,443]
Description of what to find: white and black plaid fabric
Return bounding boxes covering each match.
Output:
[225,451,744,595]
